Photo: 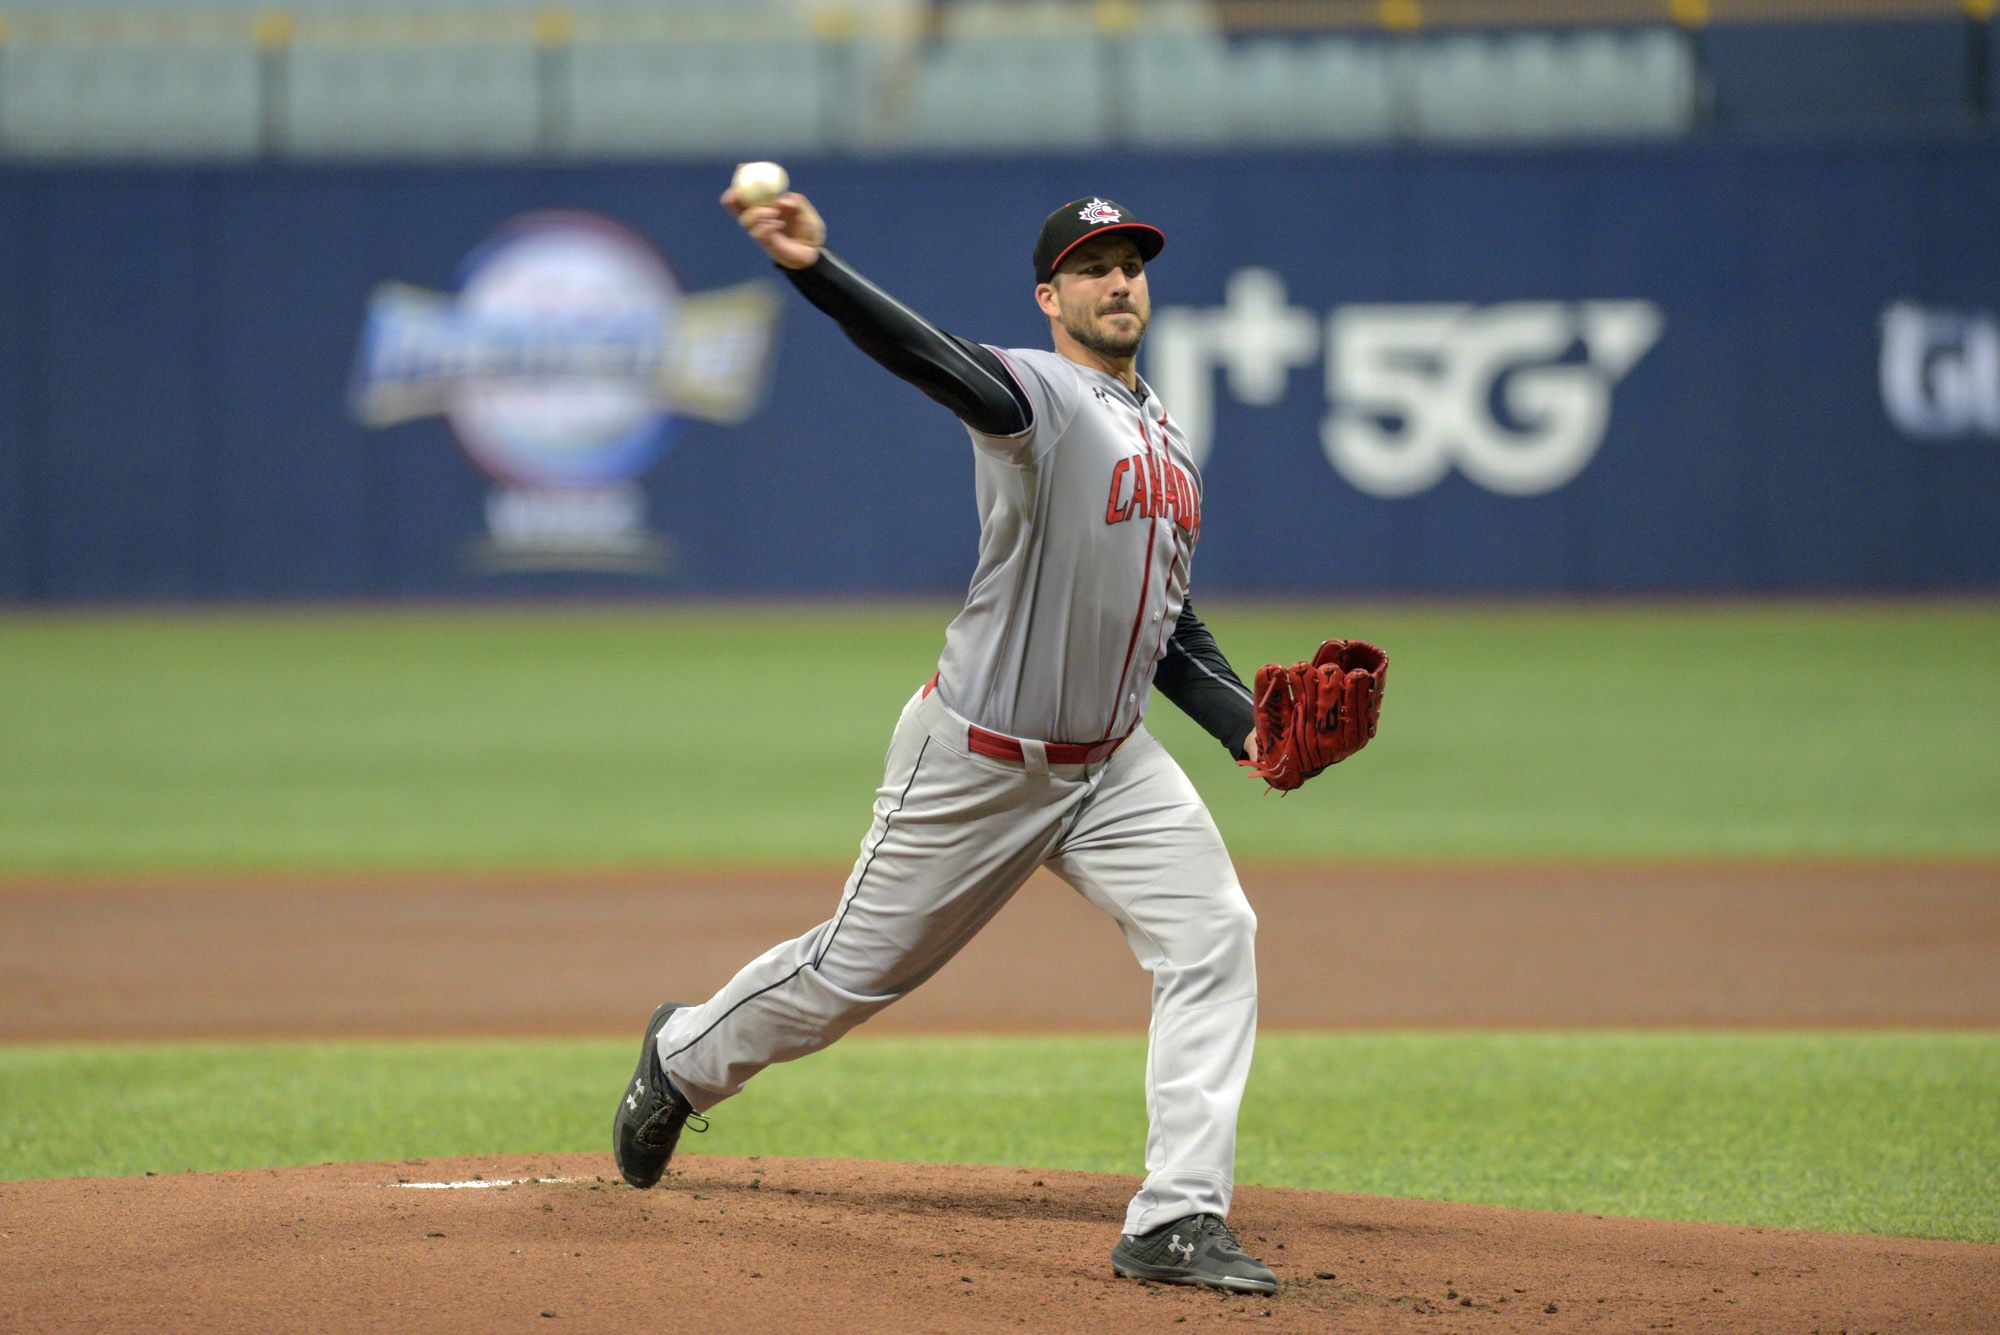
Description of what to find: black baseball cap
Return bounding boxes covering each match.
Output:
[1033,197,1165,285]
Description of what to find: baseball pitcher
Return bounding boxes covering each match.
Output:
[614,182,1387,1296]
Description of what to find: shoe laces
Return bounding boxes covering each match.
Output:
[638,1104,708,1145]
[1192,1214,1240,1249]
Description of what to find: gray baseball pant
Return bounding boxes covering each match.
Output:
[654,685,1259,1235]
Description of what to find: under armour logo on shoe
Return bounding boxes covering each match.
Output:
[1168,1234,1195,1263]
[627,1080,642,1111]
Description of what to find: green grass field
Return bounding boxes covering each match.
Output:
[3,602,1995,1245]
[2,601,1996,870]
[3,1033,1994,1242]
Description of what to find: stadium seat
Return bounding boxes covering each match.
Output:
[1125,32,1234,146]
[1562,28,1696,137]
[0,45,261,156]
[936,0,1095,38]
[283,44,541,156]
[1233,38,1398,143]
[566,39,829,155]
[1408,34,1514,141]
[1407,29,1693,142]
[1111,32,1401,147]
[903,34,1109,150]
[0,8,1956,156]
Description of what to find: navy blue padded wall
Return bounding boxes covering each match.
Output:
[0,191,32,596]
[1704,19,1971,130]
[1,143,1996,601]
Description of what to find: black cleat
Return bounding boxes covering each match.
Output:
[1111,1213,1278,1295]
[612,1001,706,1189]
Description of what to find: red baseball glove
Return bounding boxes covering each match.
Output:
[1240,639,1388,792]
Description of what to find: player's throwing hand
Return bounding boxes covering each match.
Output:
[721,177,825,271]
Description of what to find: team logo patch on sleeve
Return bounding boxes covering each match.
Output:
[1078,199,1124,226]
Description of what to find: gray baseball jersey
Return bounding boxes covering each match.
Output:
[938,347,1202,744]
[632,242,1260,1245]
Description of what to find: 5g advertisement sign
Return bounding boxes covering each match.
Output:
[1147,271,1661,498]
[1127,144,1997,593]
[1143,269,1681,589]
[1321,301,1661,499]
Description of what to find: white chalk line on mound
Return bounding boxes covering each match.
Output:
[397,1176,590,1190]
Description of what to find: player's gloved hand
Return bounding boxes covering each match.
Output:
[1240,639,1388,792]
[721,187,826,271]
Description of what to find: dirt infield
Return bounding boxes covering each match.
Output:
[2,1155,1994,1334]
[2,862,1996,1331]
[3,862,1996,1040]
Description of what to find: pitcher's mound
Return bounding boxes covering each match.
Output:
[1,1155,1990,1333]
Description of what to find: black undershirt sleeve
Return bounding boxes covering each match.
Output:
[782,250,1033,437]
[1154,597,1258,761]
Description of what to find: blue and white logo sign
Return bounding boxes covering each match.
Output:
[351,211,779,570]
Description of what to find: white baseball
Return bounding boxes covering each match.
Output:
[732,161,789,207]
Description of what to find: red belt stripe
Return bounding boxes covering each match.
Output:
[921,674,1127,766]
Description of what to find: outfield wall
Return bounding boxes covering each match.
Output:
[2,139,1996,600]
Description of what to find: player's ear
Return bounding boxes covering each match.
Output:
[1035,280,1060,319]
